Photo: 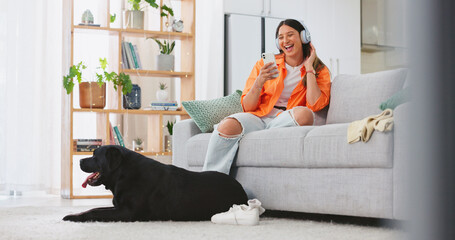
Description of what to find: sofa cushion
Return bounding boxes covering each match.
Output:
[327,68,408,124]
[304,123,393,168]
[186,133,211,167]
[236,126,316,167]
[185,126,316,168]
[379,87,411,110]
[182,90,243,133]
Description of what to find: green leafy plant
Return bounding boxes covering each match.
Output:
[149,38,175,55]
[159,82,168,90]
[63,61,86,94]
[128,0,158,11]
[133,138,143,145]
[63,58,133,95]
[97,58,133,95]
[166,120,176,135]
[110,13,116,23]
[160,4,174,18]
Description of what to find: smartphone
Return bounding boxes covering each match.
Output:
[262,53,279,78]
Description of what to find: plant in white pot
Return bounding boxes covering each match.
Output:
[150,38,175,71]
[156,82,169,101]
[124,0,159,29]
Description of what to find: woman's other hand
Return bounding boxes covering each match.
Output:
[304,43,317,69]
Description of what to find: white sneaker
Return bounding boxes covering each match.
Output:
[211,199,266,226]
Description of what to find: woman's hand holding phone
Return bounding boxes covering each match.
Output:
[255,53,279,89]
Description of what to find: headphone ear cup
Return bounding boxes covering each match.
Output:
[275,38,280,50]
[301,29,310,44]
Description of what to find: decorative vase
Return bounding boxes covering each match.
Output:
[132,140,144,152]
[123,84,141,109]
[124,10,144,29]
[156,89,169,101]
[164,135,172,152]
[156,54,174,71]
[79,82,106,109]
[81,9,94,24]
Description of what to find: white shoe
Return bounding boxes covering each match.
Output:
[211,199,266,226]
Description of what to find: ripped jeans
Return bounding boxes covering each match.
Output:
[202,107,313,174]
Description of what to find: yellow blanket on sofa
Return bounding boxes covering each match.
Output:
[347,109,394,144]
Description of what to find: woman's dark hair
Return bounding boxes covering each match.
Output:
[276,19,326,87]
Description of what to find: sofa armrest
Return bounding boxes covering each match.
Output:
[393,102,412,219]
[172,119,202,169]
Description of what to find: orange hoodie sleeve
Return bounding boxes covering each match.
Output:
[306,66,331,112]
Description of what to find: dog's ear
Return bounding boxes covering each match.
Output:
[105,147,123,171]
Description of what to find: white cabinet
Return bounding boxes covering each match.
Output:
[307,0,361,77]
[224,0,307,20]
[268,0,307,20]
[224,0,266,16]
[224,0,361,79]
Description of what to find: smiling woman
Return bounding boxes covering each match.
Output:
[202,19,331,174]
[0,0,63,195]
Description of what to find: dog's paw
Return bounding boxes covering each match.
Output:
[63,213,85,222]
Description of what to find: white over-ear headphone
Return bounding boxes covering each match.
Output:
[275,20,311,50]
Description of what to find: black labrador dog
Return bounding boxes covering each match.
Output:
[63,145,248,222]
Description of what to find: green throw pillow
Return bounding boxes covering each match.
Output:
[182,90,244,133]
[379,87,411,110]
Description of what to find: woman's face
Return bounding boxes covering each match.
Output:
[277,24,303,59]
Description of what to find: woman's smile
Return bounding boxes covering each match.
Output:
[283,43,294,52]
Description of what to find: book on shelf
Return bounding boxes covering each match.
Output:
[133,44,142,69]
[73,139,102,152]
[78,23,101,27]
[150,101,178,106]
[73,139,103,145]
[128,42,139,69]
[75,145,101,152]
[109,122,117,145]
[113,126,125,147]
[121,41,142,70]
[148,106,179,111]
[121,43,129,69]
[123,41,134,70]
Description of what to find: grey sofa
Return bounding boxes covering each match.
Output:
[173,68,410,220]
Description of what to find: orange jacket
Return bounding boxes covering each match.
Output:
[241,54,331,117]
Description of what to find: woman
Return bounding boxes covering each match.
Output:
[203,19,331,174]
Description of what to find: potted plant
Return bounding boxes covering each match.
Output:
[165,120,175,152]
[133,138,144,152]
[63,58,133,109]
[110,13,116,23]
[150,38,175,71]
[156,82,169,101]
[160,4,174,31]
[63,61,106,108]
[124,0,159,29]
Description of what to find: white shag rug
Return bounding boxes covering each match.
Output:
[0,205,405,240]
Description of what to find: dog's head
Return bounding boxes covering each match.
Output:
[80,145,124,188]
